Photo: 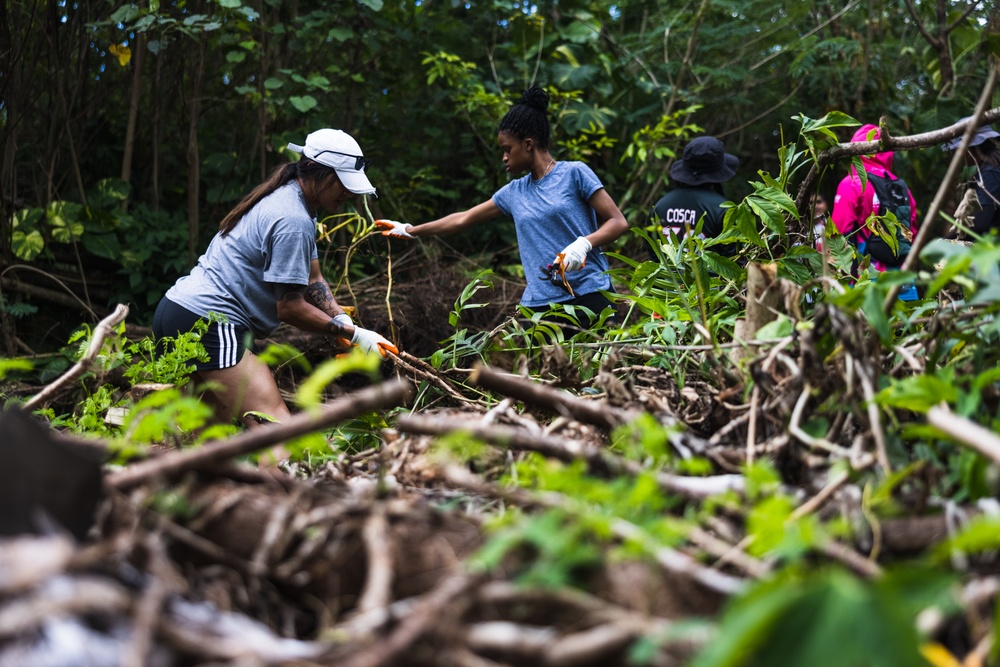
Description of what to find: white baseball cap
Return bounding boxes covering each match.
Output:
[287,128,376,195]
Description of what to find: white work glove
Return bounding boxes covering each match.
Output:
[375,219,414,239]
[557,236,592,272]
[330,313,354,348]
[351,326,399,357]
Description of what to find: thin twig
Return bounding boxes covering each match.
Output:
[23,304,129,411]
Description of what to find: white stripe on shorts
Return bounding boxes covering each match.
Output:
[218,322,237,369]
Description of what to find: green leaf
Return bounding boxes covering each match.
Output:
[690,568,948,667]
[47,201,85,243]
[218,0,242,7]
[356,0,383,10]
[11,207,44,231]
[0,358,34,380]
[295,348,381,408]
[289,95,317,112]
[860,284,891,344]
[12,229,44,260]
[81,232,122,260]
[328,27,352,42]
[876,375,959,413]
[89,178,131,208]
[755,316,793,340]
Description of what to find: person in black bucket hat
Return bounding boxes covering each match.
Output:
[942,116,1000,237]
[649,136,740,257]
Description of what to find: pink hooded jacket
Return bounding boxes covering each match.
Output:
[831,124,918,270]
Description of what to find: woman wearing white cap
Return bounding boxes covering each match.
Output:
[943,117,1000,237]
[152,128,396,458]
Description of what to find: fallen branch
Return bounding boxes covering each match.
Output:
[470,364,630,430]
[108,379,414,491]
[22,304,129,411]
[387,350,485,409]
[928,405,1000,465]
[440,466,747,597]
[397,414,745,500]
[356,503,394,614]
[335,570,485,667]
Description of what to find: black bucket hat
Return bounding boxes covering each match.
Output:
[671,136,739,186]
[942,116,1000,151]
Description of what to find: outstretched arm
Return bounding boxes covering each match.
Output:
[378,199,501,238]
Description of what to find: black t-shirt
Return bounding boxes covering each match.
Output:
[970,165,1000,235]
[650,185,734,255]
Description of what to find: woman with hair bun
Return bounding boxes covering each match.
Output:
[376,86,628,331]
[153,128,396,461]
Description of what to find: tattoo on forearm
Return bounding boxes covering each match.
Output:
[324,318,346,336]
[306,281,335,310]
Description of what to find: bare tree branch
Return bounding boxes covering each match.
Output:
[107,379,414,491]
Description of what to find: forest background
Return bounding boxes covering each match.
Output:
[0,0,994,352]
[2,1,1000,665]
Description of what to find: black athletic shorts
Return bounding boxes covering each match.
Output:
[152,297,252,371]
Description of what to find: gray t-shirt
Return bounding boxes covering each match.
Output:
[166,181,318,337]
[492,161,612,307]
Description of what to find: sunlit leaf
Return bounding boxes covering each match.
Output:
[109,43,132,66]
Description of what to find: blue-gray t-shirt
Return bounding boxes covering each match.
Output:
[165,181,318,337]
[492,161,612,307]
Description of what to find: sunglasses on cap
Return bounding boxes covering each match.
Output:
[313,149,371,172]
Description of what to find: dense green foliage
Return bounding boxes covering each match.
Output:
[3,2,1000,664]
[1,0,995,333]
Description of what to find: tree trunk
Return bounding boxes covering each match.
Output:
[121,32,145,210]
[187,36,206,266]
[152,50,162,211]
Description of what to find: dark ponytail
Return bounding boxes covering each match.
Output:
[498,85,551,150]
[219,159,338,235]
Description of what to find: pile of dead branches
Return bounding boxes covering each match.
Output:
[3,279,1000,666]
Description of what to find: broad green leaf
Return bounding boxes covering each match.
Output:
[876,375,959,413]
[289,95,317,112]
[48,200,85,243]
[89,178,131,208]
[690,568,950,667]
[11,207,44,231]
[81,232,121,260]
[755,316,793,340]
[12,229,44,260]
[328,27,352,42]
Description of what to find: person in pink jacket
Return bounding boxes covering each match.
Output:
[831,123,919,300]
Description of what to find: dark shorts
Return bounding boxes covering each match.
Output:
[152,298,252,371]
